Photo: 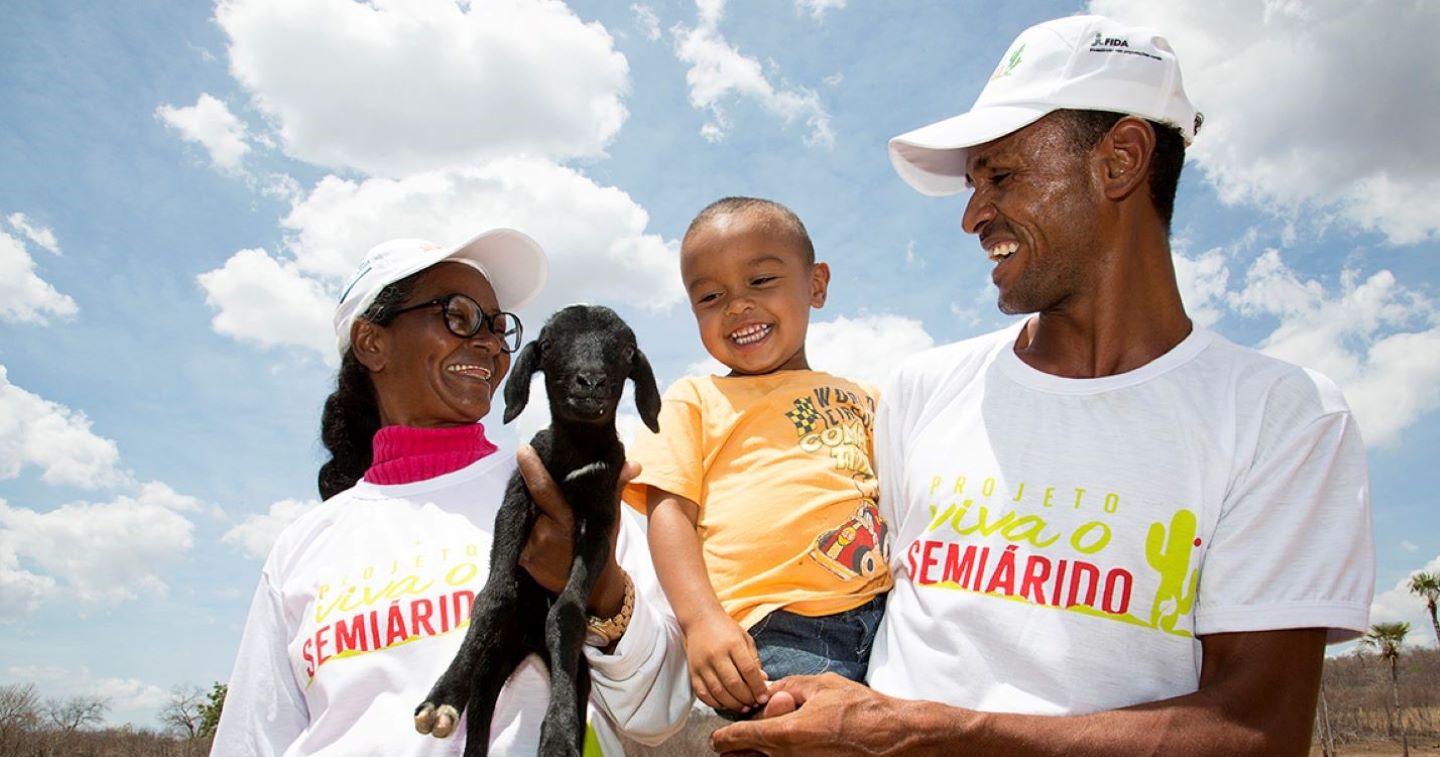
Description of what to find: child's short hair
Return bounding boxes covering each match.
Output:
[684,196,816,264]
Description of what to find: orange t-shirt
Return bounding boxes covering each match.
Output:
[624,371,892,629]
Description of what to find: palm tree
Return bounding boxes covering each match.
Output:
[1362,621,1411,756]
[1408,571,1440,648]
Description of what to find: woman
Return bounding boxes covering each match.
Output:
[213,231,690,756]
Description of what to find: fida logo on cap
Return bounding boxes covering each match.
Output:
[1091,32,1130,49]
[989,43,1026,81]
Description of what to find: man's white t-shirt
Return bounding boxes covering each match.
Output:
[868,324,1373,714]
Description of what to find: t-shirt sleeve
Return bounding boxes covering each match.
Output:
[623,378,707,512]
[210,572,310,756]
[1194,407,1374,642]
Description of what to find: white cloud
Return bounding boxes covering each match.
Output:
[7,213,60,254]
[197,248,336,357]
[216,0,630,178]
[1090,0,1440,245]
[0,365,130,489]
[796,0,845,19]
[0,666,170,727]
[1370,554,1440,649]
[6,664,67,681]
[198,159,682,359]
[903,240,926,271]
[632,3,661,41]
[672,0,835,146]
[684,312,936,386]
[1402,541,1419,553]
[0,231,77,325]
[806,314,936,385]
[155,93,252,171]
[0,483,199,618]
[0,550,54,621]
[1228,250,1440,446]
[222,498,317,560]
[1172,248,1230,328]
[91,677,171,713]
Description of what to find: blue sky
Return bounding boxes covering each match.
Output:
[1,0,1436,728]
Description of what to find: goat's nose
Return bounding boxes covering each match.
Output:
[574,372,606,390]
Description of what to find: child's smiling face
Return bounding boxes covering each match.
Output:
[680,210,830,376]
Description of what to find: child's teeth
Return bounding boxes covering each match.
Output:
[730,324,771,344]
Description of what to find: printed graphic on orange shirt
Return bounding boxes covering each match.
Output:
[781,384,889,580]
[784,384,876,479]
[905,472,1202,638]
[299,542,487,683]
[810,491,889,580]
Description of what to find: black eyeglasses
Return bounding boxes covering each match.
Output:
[390,293,524,353]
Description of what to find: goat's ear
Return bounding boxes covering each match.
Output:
[502,341,541,424]
[629,346,662,433]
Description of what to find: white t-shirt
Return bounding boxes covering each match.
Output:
[212,453,691,756]
[868,324,1373,715]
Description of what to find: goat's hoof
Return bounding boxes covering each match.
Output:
[414,702,459,738]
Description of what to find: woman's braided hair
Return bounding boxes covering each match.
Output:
[316,271,427,499]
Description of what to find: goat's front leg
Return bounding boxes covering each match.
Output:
[537,521,610,757]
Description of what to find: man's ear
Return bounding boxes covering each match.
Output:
[351,320,388,372]
[809,261,831,309]
[1097,116,1154,202]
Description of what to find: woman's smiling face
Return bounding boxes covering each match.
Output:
[365,262,512,427]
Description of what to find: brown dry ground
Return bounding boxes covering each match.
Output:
[1312,742,1440,756]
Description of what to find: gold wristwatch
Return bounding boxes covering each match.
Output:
[585,570,634,648]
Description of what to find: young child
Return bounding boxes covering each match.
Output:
[624,197,891,718]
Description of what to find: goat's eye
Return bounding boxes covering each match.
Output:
[622,345,635,362]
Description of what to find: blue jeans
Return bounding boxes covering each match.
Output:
[718,594,886,720]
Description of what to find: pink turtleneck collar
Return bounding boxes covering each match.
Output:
[365,423,499,486]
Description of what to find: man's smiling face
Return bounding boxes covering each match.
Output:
[961,114,1103,316]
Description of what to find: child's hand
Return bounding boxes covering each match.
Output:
[684,613,769,713]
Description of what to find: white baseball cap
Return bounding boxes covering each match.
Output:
[889,15,1201,197]
[333,228,548,356]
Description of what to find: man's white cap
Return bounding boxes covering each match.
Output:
[889,15,1201,197]
[333,228,548,357]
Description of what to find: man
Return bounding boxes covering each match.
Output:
[713,15,1373,756]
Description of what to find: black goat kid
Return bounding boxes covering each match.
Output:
[414,305,661,756]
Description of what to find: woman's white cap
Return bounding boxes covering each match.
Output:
[889,14,1201,197]
[333,228,548,357]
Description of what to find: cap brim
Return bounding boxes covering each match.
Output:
[889,104,1054,196]
[446,228,548,312]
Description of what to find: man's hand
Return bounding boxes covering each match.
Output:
[712,674,923,756]
[714,629,1329,756]
[515,444,639,617]
[683,612,768,713]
